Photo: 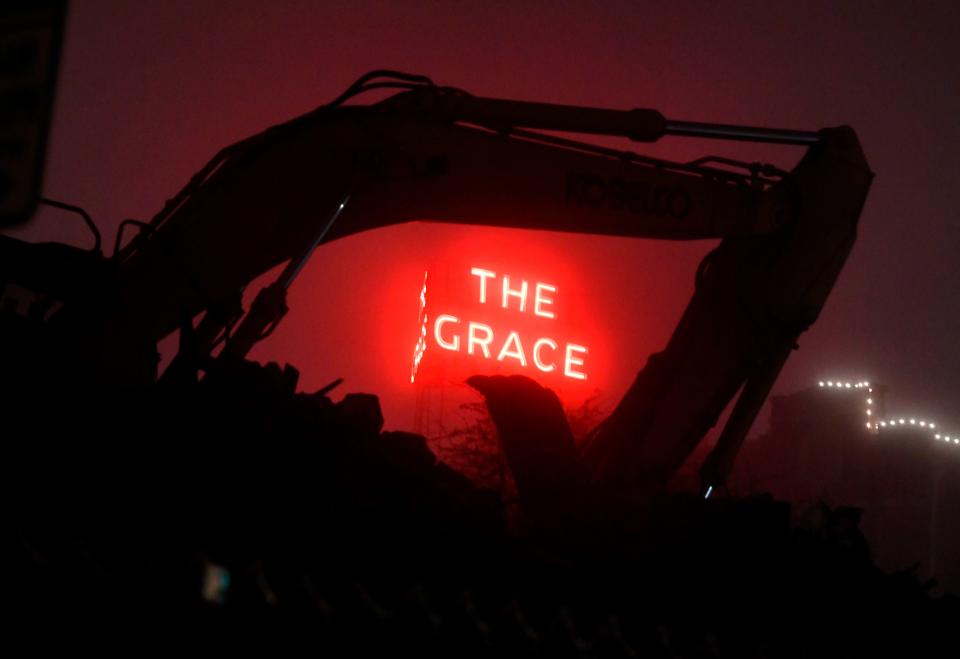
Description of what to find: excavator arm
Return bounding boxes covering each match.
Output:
[582,127,872,496]
[29,71,872,497]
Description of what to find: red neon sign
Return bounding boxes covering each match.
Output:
[412,265,590,382]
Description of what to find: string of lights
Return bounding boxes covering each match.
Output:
[817,380,958,447]
[409,270,429,384]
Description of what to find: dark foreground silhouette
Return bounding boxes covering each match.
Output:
[4,360,957,655]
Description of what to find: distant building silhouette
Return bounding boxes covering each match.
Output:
[734,381,960,593]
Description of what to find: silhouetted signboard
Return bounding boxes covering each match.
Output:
[0,1,65,226]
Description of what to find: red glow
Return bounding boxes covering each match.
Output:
[243,222,702,432]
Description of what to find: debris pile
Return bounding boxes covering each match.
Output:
[3,360,957,655]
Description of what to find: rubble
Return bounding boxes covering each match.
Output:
[2,360,957,655]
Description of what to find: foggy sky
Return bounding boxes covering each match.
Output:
[9,0,959,432]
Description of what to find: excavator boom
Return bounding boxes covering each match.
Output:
[5,72,873,497]
[98,91,790,361]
